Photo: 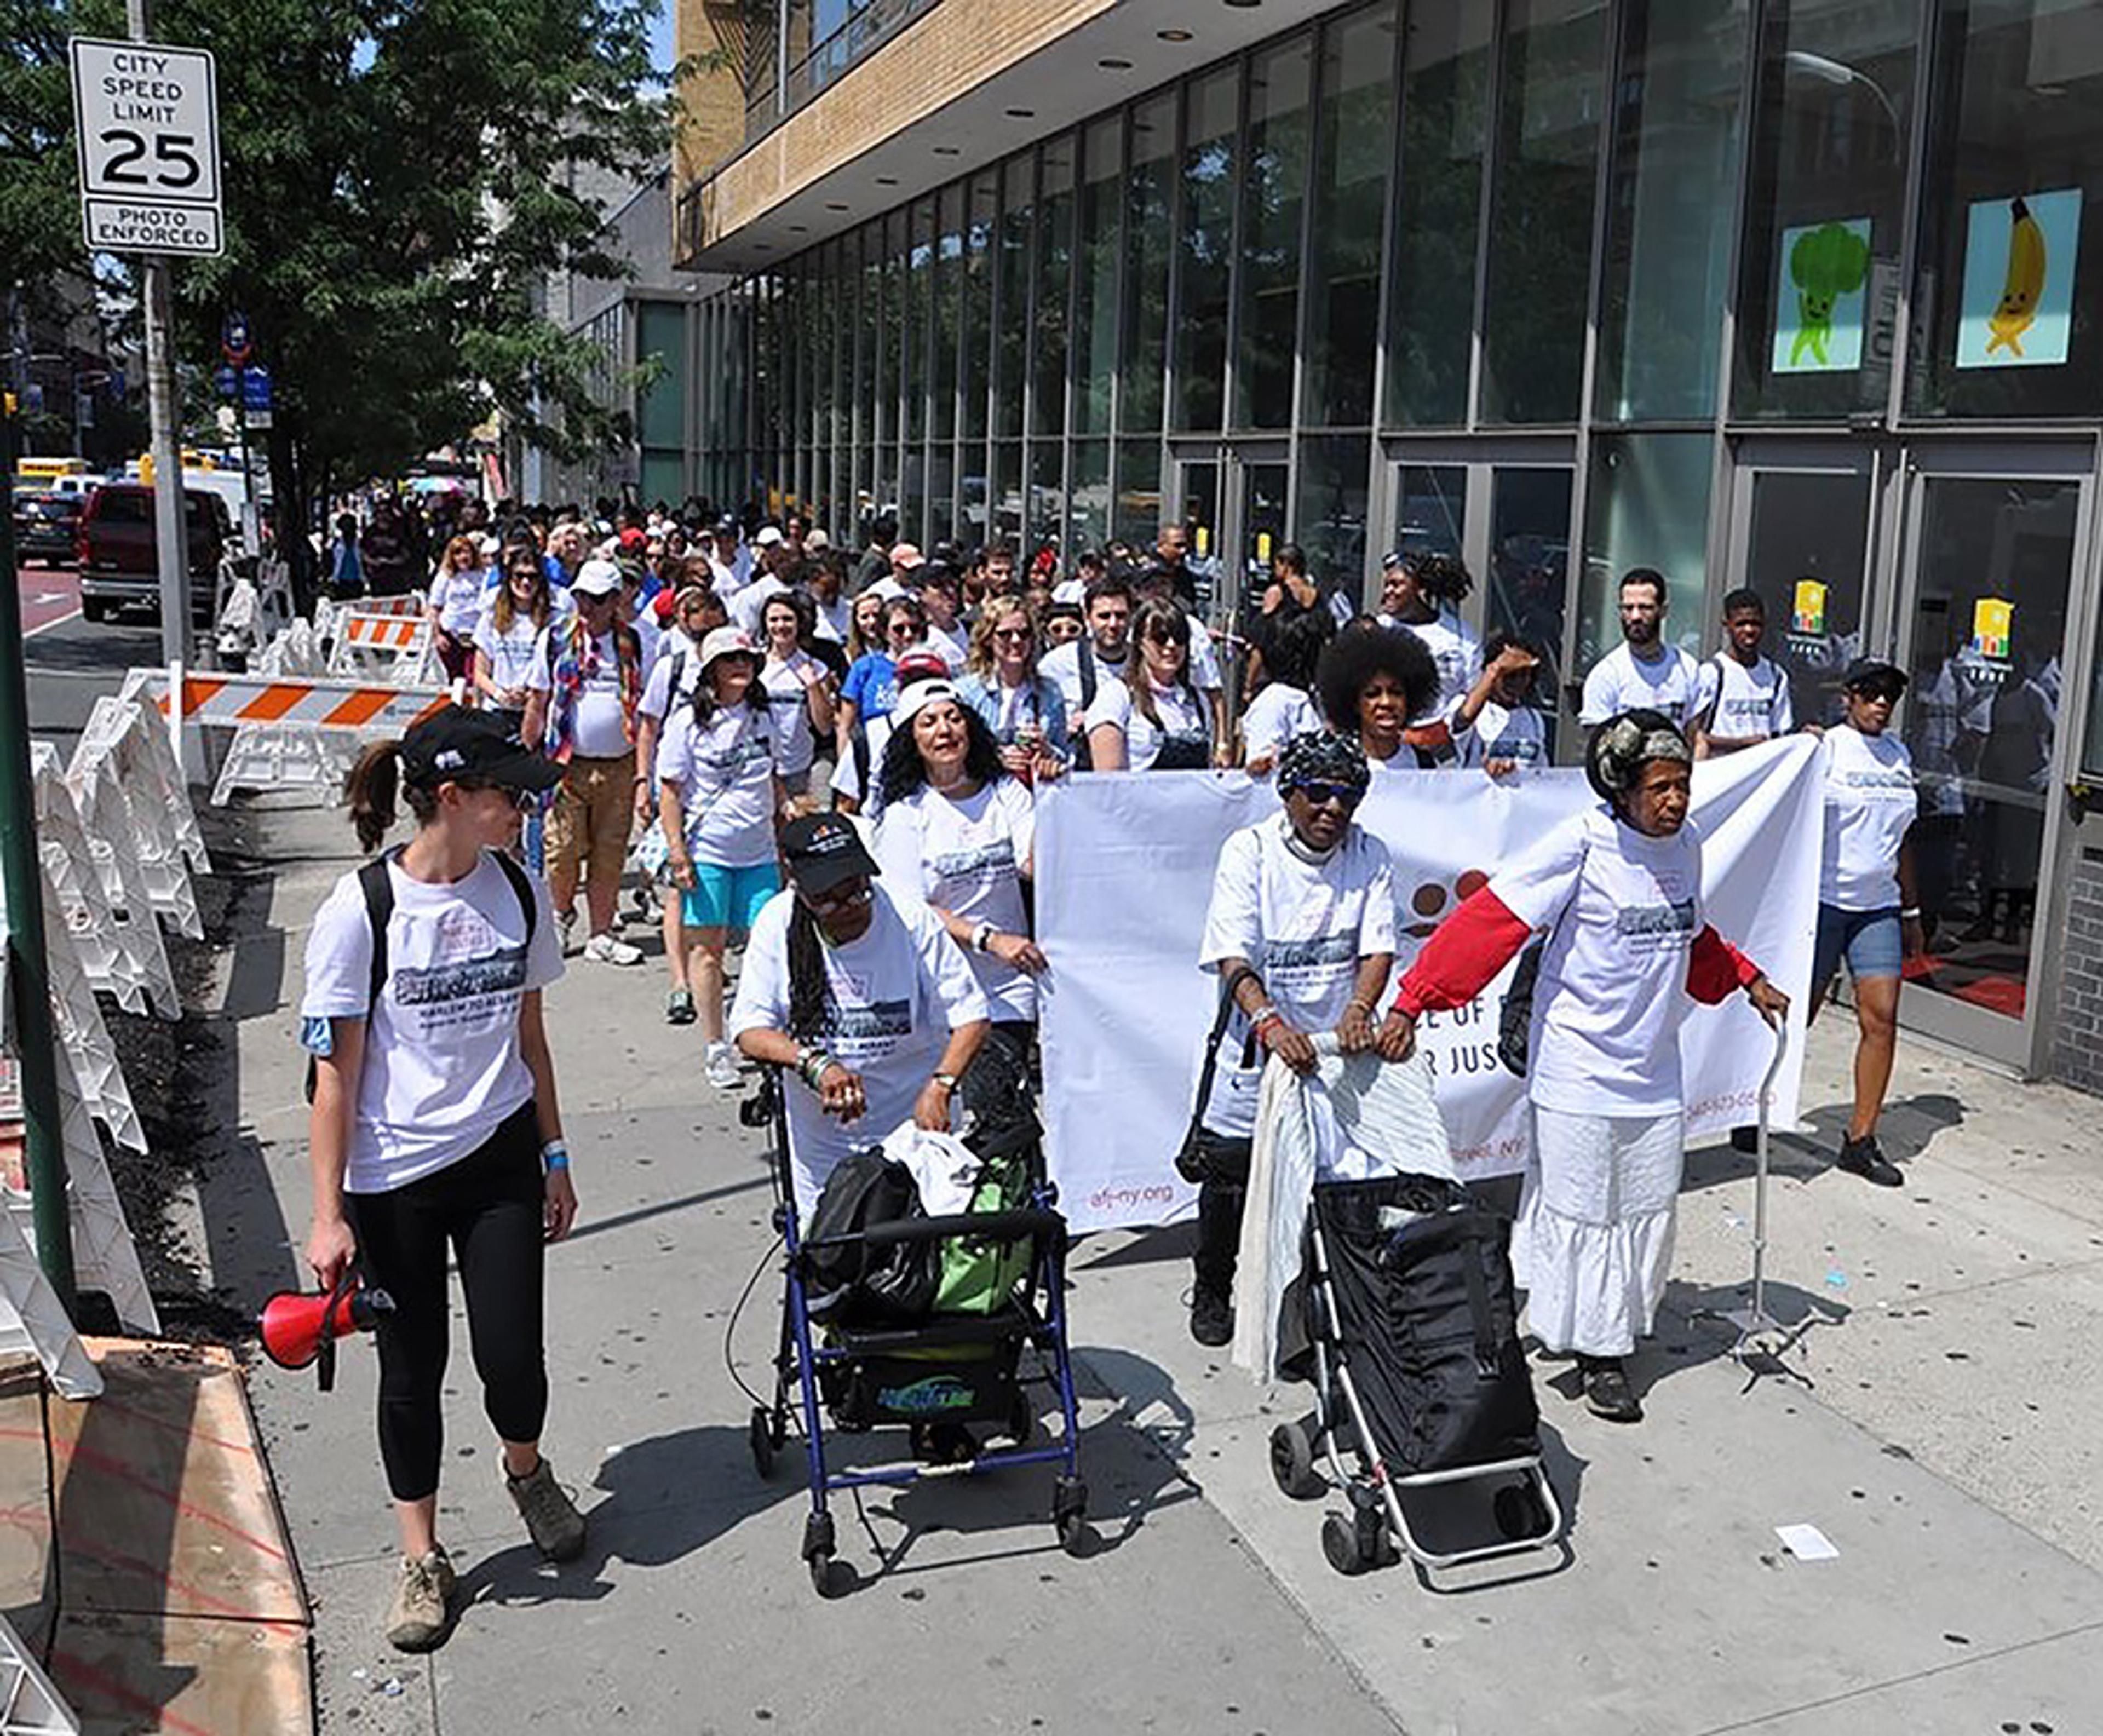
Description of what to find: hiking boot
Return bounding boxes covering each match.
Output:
[1577,1356,1643,1423]
[582,931,643,967]
[1836,1133,1904,1188]
[665,987,696,1026]
[384,1547,456,1652]
[1189,1283,1234,1349]
[505,1456,587,1562]
[705,1040,741,1090]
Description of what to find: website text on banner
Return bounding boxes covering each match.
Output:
[1035,738,1823,1236]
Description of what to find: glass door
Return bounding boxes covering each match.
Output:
[1169,441,1287,620]
[1894,447,2093,1066]
[1723,444,1882,731]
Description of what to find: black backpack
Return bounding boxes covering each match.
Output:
[800,1147,940,1327]
[304,847,537,1102]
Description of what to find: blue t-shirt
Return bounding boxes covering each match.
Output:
[843,653,899,721]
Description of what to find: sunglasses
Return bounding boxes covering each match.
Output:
[798,879,872,914]
[992,626,1033,644]
[1289,781,1365,810]
[1145,631,1186,648]
[452,779,541,812]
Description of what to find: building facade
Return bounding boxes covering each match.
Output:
[674,0,2103,1088]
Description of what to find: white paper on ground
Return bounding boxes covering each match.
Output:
[1776,1522,1840,1561]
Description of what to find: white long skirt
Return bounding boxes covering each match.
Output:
[1515,1105,1685,1359]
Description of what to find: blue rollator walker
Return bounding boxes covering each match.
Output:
[741,1055,1089,1594]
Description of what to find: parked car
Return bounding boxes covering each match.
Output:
[12,488,84,565]
[76,482,227,624]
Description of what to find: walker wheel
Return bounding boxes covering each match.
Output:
[1052,1475,1090,1557]
[1268,1419,1324,1501]
[803,1511,844,1597]
[1321,1511,1367,1577]
[1495,1481,1550,1542]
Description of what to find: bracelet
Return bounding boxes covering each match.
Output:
[972,921,1001,953]
[540,1140,570,1174]
[797,1048,837,1091]
[1900,906,1921,919]
[1248,1002,1280,1027]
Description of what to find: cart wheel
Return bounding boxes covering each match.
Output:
[1321,1511,1367,1577]
[802,1511,844,1598]
[1268,1419,1324,1501]
[1052,1475,1090,1557]
[1494,1481,1550,1543]
[1006,1389,1036,1446]
[1353,1498,1394,1570]
[749,1406,778,1479]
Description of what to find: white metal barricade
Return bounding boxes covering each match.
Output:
[31,746,162,1020]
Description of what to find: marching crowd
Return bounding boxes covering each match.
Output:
[297,499,1926,1651]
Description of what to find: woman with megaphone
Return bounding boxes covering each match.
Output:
[300,705,587,1654]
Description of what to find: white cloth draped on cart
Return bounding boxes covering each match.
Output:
[1232,1036,1456,1382]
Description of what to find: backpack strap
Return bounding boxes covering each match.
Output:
[1078,640,1098,711]
[356,849,401,1016]
[489,850,539,950]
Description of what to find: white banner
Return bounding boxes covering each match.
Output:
[1037,738,1824,1235]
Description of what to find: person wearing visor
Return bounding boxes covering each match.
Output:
[1382,711,1789,1422]
[729,814,990,1216]
[1186,732,1407,1347]
[1811,657,1922,1189]
[300,706,585,1654]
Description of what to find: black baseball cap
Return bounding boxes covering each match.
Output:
[399,705,564,794]
[1842,656,1908,697]
[781,812,880,894]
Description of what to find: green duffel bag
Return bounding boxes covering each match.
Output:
[933,1147,1037,1315]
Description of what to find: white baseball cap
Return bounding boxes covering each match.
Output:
[755,525,786,548]
[570,558,624,597]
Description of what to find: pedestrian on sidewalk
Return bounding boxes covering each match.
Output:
[1811,657,1922,1188]
[524,559,647,964]
[1381,711,1789,1422]
[301,706,587,1655]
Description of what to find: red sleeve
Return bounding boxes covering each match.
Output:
[1393,887,1534,1017]
[1686,924,1762,1004]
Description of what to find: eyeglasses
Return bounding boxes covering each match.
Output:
[1144,632,1186,649]
[992,626,1033,644]
[1289,781,1365,810]
[452,779,541,812]
[887,622,917,637]
[798,880,872,914]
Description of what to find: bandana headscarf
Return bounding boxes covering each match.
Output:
[1276,729,1370,795]
[1585,708,1691,804]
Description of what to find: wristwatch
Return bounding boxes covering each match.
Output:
[931,1072,959,1093]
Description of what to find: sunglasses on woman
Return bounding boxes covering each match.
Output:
[992,626,1033,645]
[1290,781,1365,810]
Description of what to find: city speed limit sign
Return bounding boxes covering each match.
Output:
[70,37,223,257]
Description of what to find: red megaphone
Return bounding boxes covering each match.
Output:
[261,1274,393,1390]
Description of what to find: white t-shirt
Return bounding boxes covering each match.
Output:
[1394,610,1480,716]
[1084,678,1212,772]
[1242,683,1324,764]
[476,606,553,699]
[728,884,989,1212]
[829,712,898,815]
[1820,725,1916,911]
[433,569,485,638]
[761,649,829,775]
[1579,642,1704,729]
[1196,817,1398,1138]
[639,635,705,722]
[1041,639,1127,741]
[1186,616,1225,693]
[733,574,791,639]
[525,625,633,758]
[1452,699,1547,772]
[873,779,1038,1021]
[1491,806,1706,1117]
[1696,653,1794,743]
[812,593,851,644]
[656,702,791,868]
[300,853,562,1193]
[924,618,972,675]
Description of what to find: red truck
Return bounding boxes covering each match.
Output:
[76,482,228,624]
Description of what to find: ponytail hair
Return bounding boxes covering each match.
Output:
[344,739,439,852]
[786,899,830,1041]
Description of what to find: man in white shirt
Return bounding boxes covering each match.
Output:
[1694,588,1795,757]
[733,526,794,637]
[1040,574,1134,764]
[917,565,971,673]
[1579,567,1704,729]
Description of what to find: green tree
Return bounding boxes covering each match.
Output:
[2,0,682,568]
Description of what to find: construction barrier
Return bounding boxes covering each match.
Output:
[32,746,176,1022]
[0,1612,79,1733]
[31,859,144,1155]
[137,669,452,733]
[72,700,202,941]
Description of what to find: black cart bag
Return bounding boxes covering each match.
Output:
[1289,1174,1539,1476]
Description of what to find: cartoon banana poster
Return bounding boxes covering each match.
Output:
[1957,188,2081,370]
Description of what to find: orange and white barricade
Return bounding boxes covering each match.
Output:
[328,610,438,684]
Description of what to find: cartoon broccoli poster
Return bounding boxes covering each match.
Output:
[1957,189,2081,369]
[1772,218,1872,375]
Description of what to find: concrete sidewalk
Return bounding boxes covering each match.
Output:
[192,804,2101,1735]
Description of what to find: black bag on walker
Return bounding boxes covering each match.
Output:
[801,1148,940,1327]
[1292,1174,1540,1476]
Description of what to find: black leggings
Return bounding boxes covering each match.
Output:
[1188,1130,1252,1295]
[346,1103,549,1503]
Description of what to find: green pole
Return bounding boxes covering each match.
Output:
[0,395,79,1317]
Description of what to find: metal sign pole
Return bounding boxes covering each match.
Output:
[128,0,188,670]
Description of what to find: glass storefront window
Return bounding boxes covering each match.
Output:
[1739,468,1871,730]
[1393,463,1466,567]
[1034,136,1074,439]
[1296,435,1371,604]
[856,228,878,522]
[1479,0,1607,426]
[905,197,933,445]
[992,440,1023,539]
[1385,0,1490,428]
[963,173,995,445]
[1911,0,2103,419]
[1578,432,1712,685]
[1114,438,1163,548]
[995,156,1030,441]
[1071,438,1110,552]
[928,444,956,545]
[1305,3,1394,430]
[1122,95,1176,434]
[1175,67,1238,431]
[878,214,902,485]
[1027,441,1066,561]
[1732,0,1915,421]
[1235,36,1312,430]
[1075,119,1121,438]
[1596,0,1746,423]
[933,185,962,442]
[1489,466,1574,756]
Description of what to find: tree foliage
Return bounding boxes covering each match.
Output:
[1,0,680,491]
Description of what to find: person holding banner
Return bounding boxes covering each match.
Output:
[1183,732,1406,1347]
[1380,711,1790,1422]
[1314,622,1443,781]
